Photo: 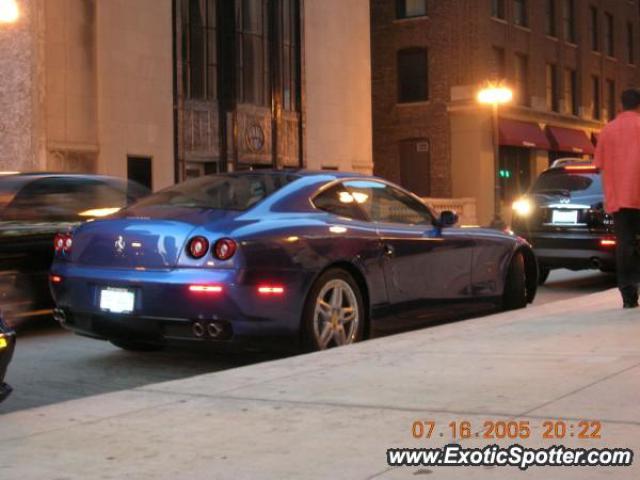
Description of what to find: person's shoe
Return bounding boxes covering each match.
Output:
[623,301,639,309]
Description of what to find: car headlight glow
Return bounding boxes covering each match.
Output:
[512,198,533,217]
[0,334,7,350]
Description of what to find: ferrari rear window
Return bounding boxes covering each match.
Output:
[132,173,299,211]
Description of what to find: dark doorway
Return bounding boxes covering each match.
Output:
[398,139,431,197]
[499,146,531,202]
[127,156,153,190]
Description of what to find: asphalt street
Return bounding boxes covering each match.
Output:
[0,268,617,415]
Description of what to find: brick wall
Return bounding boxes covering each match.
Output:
[371,0,640,198]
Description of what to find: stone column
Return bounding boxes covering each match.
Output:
[0,0,45,171]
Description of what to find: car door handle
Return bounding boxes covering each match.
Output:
[383,244,395,257]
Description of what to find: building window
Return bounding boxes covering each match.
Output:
[514,0,528,27]
[514,54,529,106]
[592,75,601,120]
[590,6,599,51]
[628,22,635,64]
[604,12,614,57]
[545,0,556,37]
[397,48,428,103]
[491,0,506,19]
[127,156,153,190]
[563,68,578,116]
[606,79,616,121]
[546,64,559,112]
[182,0,217,100]
[236,0,270,106]
[562,0,575,43]
[492,47,506,80]
[279,0,300,112]
[396,0,427,19]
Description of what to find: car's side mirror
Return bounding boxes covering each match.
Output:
[439,210,459,227]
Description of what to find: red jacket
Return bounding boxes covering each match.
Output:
[595,111,640,213]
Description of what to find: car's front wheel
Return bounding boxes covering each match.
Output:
[302,269,365,351]
[109,339,165,352]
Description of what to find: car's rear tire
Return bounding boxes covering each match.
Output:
[538,266,551,285]
[302,268,365,352]
[503,252,527,310]
[109,339,164,352]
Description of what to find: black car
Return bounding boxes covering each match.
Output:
[0,315,16,403]
[0,173,150,327]
[511,159,615,284]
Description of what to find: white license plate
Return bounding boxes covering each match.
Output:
[552,209,578,225]
[99,287,135,314]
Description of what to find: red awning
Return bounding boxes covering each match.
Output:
[498,119,550,149]
[545,126,595,155]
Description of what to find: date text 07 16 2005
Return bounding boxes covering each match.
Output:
[411,420,602,441]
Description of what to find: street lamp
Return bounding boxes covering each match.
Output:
[477,83,513,229]
[0,0,19,24]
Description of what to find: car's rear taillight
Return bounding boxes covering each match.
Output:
[564,165,598,172]
[54,233,72,255]
[189,285,223,293]
[213,238,237,260]
[187,236,209,259]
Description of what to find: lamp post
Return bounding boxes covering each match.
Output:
[477,83,513,229]
[0,0,19,24]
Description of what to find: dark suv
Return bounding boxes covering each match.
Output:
[511,159,615,284]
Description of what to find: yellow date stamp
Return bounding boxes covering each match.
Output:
[411,420,602,441]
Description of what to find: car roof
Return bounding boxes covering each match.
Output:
[218,168,370,179]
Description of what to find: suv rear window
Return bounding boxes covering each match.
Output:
[133,173,299,211]
[531,170,602,197]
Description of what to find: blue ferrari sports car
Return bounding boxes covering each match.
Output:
[50,171,537,352]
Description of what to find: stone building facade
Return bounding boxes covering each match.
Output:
[0,0,372,190]
[371,0,640,225]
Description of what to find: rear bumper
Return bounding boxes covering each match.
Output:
[50,263,313,345]
[515,231,616,271]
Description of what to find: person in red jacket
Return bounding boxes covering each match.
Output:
[595,89,640,308]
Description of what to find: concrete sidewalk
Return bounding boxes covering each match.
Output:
[1,289,639,479]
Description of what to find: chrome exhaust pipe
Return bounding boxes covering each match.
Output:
[192,321,205,338]
[207,322,224,339]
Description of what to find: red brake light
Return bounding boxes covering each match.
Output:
[564,165,598,172]
[188,237,209,259]
[189,285,223,293]
[50,274,63,284]
[601,238,616,247]
[258,285,285,295]
[213,238,237,260]
[54,233,72,254]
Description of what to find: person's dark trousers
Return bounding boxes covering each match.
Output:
[613,208,640,306]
